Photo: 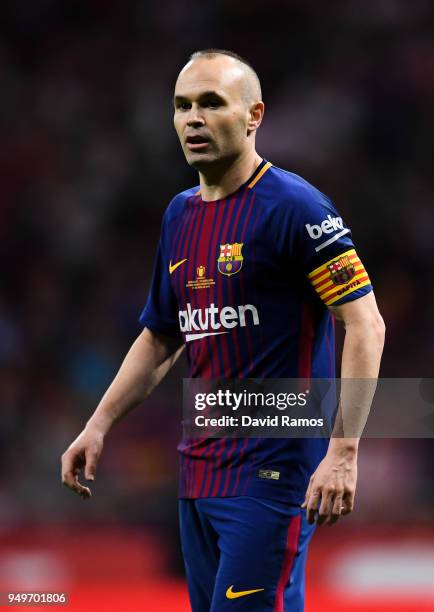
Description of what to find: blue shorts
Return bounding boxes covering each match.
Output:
[179,497,315,612]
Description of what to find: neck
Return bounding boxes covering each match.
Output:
[198,149,262,201]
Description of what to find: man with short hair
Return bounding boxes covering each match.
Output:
[62,49,385,611]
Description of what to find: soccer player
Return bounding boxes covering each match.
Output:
[61,49,385,611]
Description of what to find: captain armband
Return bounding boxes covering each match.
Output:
[308,249,371,306]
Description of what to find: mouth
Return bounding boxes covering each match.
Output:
[185,135,210,151]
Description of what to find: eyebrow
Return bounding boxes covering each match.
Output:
[174,90,226,103]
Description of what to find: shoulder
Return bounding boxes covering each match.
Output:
[263,164,337,217]
[256,163,350,253]
[163,185,199,224]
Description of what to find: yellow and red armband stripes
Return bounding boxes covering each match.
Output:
[308,248,371,306]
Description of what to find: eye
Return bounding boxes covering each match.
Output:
[175,101,191,111]
[204,100,220,108]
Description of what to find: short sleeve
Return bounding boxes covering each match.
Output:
[139,216,181,339]
[290,184,373,307]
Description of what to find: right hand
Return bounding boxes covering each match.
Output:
[61,427,104,499]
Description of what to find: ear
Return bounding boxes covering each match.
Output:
[247,101,265,135]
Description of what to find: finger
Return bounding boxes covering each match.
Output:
[84,448,98,481]
[301,476,314,509]
[317,488,334,525]
[341,489,355,515]
[327,471,345,525]
[61,449,84,475]
[73,470,92,498]
[342,467,357,515]
[74,478,92,499]
[327,493,344,525]
[306,488,321,524]
[61,468,77,490]
[62,470,92,498]
[61,452,79,489]
[61,452,92,498]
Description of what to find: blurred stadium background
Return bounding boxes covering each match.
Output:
[1,1,433,610]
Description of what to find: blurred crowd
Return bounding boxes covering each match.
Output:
[0,0,433,539]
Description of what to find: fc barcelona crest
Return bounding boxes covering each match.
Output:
[328,255,355,285]
[217,242,244,276]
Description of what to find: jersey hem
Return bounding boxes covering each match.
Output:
[178,489,305,505]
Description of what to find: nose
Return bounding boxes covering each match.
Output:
[186,104,205,127]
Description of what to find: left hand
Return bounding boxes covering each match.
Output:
[301,443,358,526]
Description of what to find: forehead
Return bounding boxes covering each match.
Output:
[175,57,245,99]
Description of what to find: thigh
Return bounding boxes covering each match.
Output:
[199,497,315,612]
[281,510,314,612]
[179,499,220,612]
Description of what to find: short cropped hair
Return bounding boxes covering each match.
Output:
[189,48,262,101]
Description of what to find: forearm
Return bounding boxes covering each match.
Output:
[86,328,184,435]
[331,313,385,449]
[341,314,385,379]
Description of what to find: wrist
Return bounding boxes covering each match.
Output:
[85,414,112,437]
[328,437,359,458]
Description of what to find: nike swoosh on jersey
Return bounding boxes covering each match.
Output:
[185,331,228,342]
[169,259,187,274]
[225,585,265,600]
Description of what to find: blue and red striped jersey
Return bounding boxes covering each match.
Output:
[140,159,372,504]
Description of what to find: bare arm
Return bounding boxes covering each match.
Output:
[86,328,184,434]
[302,292,385,525]
[61,328,184,498]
